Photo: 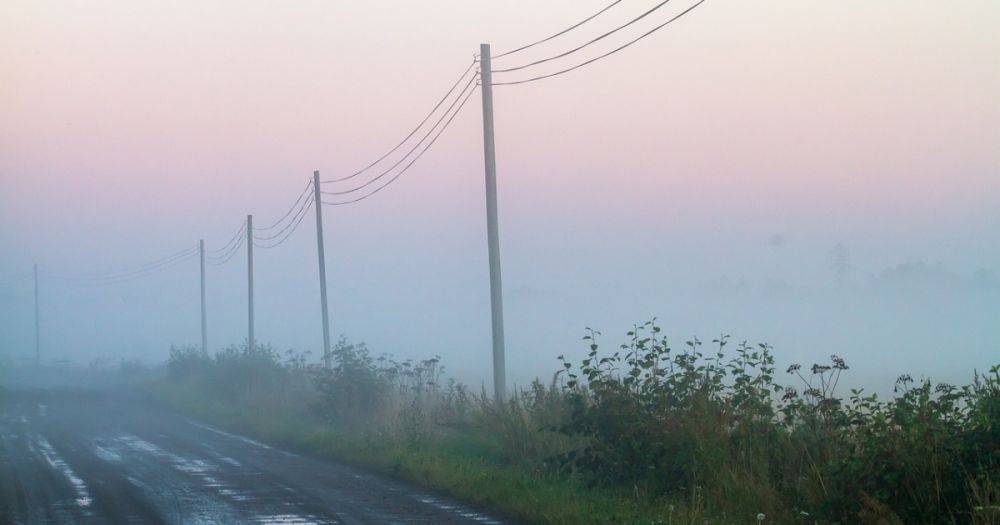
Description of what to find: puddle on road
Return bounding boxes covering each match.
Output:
[200,442,244,467]
[114,434,274,516]
[36,435,93,508]
[180,422,501,524]
[254,513,338,524]
[219,456,242,467]
[417,495,503,525]
[118,434,164,455]
[92,443,123,462]
[116,434,248,500]
[187,420,298,458]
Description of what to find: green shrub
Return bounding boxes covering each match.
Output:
[155,323,998,524]
[556,320,999,523]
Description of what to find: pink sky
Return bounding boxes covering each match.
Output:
[2,1,997,239]
[1,1,998,385]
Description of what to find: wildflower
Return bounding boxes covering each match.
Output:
[781,387,798,401]
[756,513,766,523]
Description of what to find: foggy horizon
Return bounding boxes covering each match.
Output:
[2,0,998,392]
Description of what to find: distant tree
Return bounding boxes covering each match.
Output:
[828,243,853,287]
[873,261,959,291]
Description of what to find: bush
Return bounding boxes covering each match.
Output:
[156,324,998,523]
[165,342,315,414]
[166,345,211,380]
[556,320,999,523]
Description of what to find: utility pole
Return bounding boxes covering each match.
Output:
[33,264,40,367]
[246,215,255,352]
[199,239,208,353]
[312,171,332,367]
[479,43,507,401]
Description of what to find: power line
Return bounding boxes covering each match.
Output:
[320,73,478,197]
[492,0,674,74]
[209,220,248,255]
[44,245,198,280]
[44,245,200,284]
[493,0,707,86]
[323,82,478,207]
[321,60,478,184]
[253,180,313,231]
[253,188,313,241]
[254,199,314,249]
[493,0,623,59]
[69,252,200,286]
[208,233,245,266]
[207,222,248,265]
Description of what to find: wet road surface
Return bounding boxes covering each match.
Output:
[0,391,507,524]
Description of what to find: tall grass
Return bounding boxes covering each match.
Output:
[156,325,998,524]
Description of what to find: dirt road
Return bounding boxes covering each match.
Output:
[0,390,507,524]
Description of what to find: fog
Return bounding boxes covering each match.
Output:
[2,222,997,393]
[1,0,998,394]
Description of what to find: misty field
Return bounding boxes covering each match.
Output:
[150,323,999,524]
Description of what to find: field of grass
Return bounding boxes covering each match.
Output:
[147,324,999,524]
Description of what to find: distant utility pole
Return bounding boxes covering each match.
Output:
[479,43,507,401]
[199,239,208,353]
[33,263,40,367]
[247,215,255,352]
[312,171,332,367]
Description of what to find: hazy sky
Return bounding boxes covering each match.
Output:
[1,1,998,390]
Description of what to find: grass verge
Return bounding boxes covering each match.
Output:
[145,381,690,525]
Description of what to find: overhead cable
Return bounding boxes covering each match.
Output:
[321,60,478,184]
[253,190,313,241]
[208,234,246,266]
[44,245,199,284]
[493,0,707,86]
[68,252,200,286]
[253,180,313,231]
[323,83,478,206]
[492,0,674,73]
[209,220,248,255]
[254,199,314,249]
[493,0,623,59]
[321,74,478,197]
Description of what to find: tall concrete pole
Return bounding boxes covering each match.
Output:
[479,43,507,401]
[246,215,255,352]
[199,239,208,353]
[33,263,40,367]
[312,171,332,367]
